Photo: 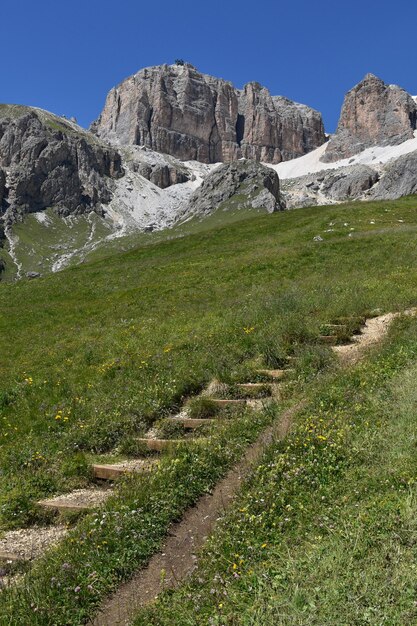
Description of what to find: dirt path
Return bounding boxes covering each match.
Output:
[89,306,417,625]
[91,401,305,626]
[333,308,416,365]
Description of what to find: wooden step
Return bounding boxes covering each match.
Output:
[210,398,247,407]
[236,383,273,391]
[318,335,337,344]
[38,488,111,513]
[92,459,157,480]
[136,438,189,452]
[170,417,215,429]
[0,551,27,563]
[256,368,294,380]
[335,316,366,325]
[321,324,347,331]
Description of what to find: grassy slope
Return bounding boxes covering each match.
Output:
[1,196,274,280]
[1,196,417,622]
[135,317,417,626]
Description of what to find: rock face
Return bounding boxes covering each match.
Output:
[92,64,325,164]
[0,168,5,208]
[186,160,284,216]
[322,74,417,162]
[135,162,189,189]
[0,105,123,226]
[120,145,191,189]
[320,165,379,201]
[369,150,417,199]
[282,165,379,208]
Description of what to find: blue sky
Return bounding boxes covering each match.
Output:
[3,0,417,132]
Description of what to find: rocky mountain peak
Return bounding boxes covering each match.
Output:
[321,74,417,162]
[92,64,326,165]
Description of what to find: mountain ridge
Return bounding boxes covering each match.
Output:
[2,66,417,280]
[92,63,326,164]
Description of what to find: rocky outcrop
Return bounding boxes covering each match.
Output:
[0,105,123,226]
[0,168,5,208]
[120,145,191,189]
[322,74,417,162]
[320,165,379,201]
[282,165,379,208]
[369,150,417,199]
[135,162,189,189]
[92,64,325,164]
[186,160,284,216]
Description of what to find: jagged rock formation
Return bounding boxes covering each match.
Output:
[186,160,284,217]
[322,74,417,162]
[369,150,417,199]
[320,165,379,200]
[0,105,123,227]
[120,145,191,189]
[282,165,379,208]
[92,64,325,164]
[135,162,189,189]
[0,168,5,208]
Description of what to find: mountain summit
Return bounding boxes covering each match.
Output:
[321,74,417,162]
[92,63,326,164]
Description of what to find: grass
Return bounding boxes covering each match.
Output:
[0,404,281,624]
[187,396,220,419]
[133,315,417,626]
[1,195,417,621]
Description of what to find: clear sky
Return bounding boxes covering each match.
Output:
[3,0,417,132]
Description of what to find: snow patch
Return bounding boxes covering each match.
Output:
[271,134,417,180]
[4,227,23,279]
[33,211,52,226]
[102,149,218,238]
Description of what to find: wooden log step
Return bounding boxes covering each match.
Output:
[38,488,111,513]
[136,438,189,452]
[335,316,366,325]
[92,459,157,480]
[236,383,273,391]
[321,324,347,331]
[318,335,338,344]
[255,368,294,379]
[170,417,215,429]
[0,551,28,563]
[210,398,247,407]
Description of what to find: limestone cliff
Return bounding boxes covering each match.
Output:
[92,64,325,164]
[322,74,417,162]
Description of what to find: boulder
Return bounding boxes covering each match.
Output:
[320,165,379,200]
[370,150,417,199]
[186,160,285,216]
[281,164,379,208]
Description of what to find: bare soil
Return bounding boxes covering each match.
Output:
[333,308,416,365]
[38,487,112,510]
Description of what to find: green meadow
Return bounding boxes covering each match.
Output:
[1,196,417,623]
